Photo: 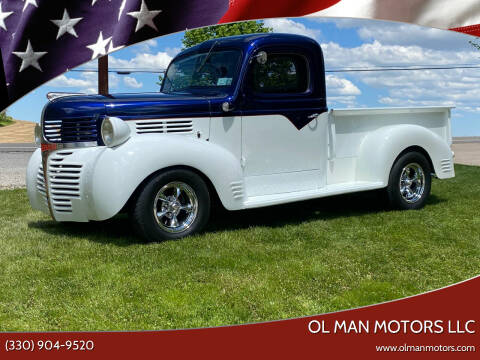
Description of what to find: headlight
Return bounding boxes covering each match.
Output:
[101,117,130,147]
[34,124,42,145]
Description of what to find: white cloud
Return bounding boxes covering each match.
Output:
[48,75,93,88]
[264,18,321,40]
[123,76,143,89]
[134,39,158,53]
[326,75,361,96]
[325,75,361,107]
[109,51,172,71]
[46,71,119,94]
[320,39,480,111]
[356,22,475,51]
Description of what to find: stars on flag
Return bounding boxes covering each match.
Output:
[22,0,38,12]
[0,2,13,31]
[12,40,47,72]
[0,0,226,109]
[86,31,112,59]
[50,9,82,39]
[128,0,162,32]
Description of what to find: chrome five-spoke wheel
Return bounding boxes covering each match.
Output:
[131,169,211,241]
[399,163,425,203]
[387,151,432,210]
[153,182,198,233]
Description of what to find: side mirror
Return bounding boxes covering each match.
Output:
[222,102,234,112]
[255,51,268,65]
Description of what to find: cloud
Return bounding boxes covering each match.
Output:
[264,18,321,40]
[109,51,172,71]
[48,75,93,88]
[320,39,480,111]
[46,71,119,94]
[164,47,181,58]
[123,76,143,89]
[326,75,361,96]
[325,75,361,107]
[134,39,158,53]
[356,21,475,51]
[322,40,480,69]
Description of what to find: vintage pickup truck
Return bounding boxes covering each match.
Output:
[27,33,455,241]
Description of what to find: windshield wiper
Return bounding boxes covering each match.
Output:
[196,40,218,74]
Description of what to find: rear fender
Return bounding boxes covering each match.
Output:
[356,124,454,185]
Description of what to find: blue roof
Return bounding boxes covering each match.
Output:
[178,33,320,57]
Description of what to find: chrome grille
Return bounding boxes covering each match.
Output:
[48,151,82,213]
[135,119,193,134]
[43,117,98,143]
[36,164,48,208]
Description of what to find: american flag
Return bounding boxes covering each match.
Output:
[1,0,479,111]
[0,0,229,110]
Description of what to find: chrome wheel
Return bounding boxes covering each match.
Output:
[153,181,198,233]
[399,163,425,203]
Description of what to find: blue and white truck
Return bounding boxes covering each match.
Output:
[27,33,455,240]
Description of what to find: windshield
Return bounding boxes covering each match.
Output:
[162,49,242,94]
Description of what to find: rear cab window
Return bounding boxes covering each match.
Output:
[248,54,309,94]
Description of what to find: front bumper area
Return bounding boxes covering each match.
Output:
[27,147,104,222]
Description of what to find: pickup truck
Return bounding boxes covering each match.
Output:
[27,33,455,241]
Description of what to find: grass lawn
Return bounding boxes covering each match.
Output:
[0,164,479,331]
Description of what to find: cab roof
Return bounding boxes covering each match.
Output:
[178,33,320,57]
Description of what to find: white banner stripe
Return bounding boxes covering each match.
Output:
[310,0,480,30]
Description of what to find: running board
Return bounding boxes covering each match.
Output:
[243,182,385,209]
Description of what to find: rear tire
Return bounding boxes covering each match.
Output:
[130,169,210,241]
[387,151,432,210]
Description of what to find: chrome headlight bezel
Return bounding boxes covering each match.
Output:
[101,117,131,147]
[34,123,42,145]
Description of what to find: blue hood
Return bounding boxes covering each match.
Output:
[43,92,214,120]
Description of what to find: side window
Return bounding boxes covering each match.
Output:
[249,53,309,94]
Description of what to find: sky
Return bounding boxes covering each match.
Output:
[6,17,480,136]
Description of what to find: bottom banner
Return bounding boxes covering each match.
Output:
[1,276,479,359]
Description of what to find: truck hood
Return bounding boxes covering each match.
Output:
[43,92,215,120]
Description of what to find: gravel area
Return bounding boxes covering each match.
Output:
[451,143,480,166]
[0,152,33,189]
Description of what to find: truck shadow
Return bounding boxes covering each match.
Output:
[206,191,445,233]
[28,191,445,246]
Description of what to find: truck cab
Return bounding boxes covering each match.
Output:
[27,33,455,241]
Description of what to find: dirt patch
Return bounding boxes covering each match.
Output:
[0,120,36,143]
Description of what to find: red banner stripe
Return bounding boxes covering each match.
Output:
[450,24,480,37]
[220,0,341,23]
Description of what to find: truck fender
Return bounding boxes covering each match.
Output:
[356,124,454,185]
[89,136,244,221]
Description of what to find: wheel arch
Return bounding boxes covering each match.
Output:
[89,136,244,221]
[389,145,435,181]
[123,165,224,213]
[356,124,453,185]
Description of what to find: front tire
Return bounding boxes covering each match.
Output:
[387,151,432,210]
[131,169,211,241]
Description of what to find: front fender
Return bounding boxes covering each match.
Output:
[356,124,455,185]
[89,135,244,220]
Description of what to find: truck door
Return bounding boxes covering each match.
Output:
[241,48,328,197]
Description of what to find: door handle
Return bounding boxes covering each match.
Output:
[307,113,320,119]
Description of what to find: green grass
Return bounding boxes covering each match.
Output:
[0,164,479,331]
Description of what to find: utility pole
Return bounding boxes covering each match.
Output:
[98,55,109,95]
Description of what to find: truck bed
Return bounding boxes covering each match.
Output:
[330,106,453,158]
